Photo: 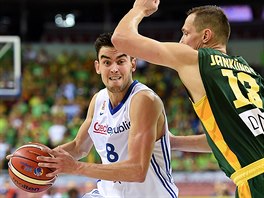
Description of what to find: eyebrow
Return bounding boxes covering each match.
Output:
[100,54,128,60]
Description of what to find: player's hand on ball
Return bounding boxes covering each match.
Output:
[8,143,57,193]
[6,154,12,160]
[37,146,79,177]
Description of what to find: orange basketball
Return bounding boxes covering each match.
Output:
[8,143,57,193]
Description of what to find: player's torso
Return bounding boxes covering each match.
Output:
[88,83,134,164]
[194,48,264,176]
[88,81,178,198]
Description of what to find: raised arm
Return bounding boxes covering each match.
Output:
[112,0,204,102]
[112,0,195,69]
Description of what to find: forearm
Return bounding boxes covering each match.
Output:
[170,133,212,153]
[39,142,147,182]
[116,7,144,35]
[55,139,92,160]
[76,160,145,182]
[112,8,145,52]
[55,141,80,159]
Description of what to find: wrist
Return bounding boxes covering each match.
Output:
[75,161,91,176]
[130,7,147,18]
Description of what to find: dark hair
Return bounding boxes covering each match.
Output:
[187,5,230,45]
[94,32,114,58]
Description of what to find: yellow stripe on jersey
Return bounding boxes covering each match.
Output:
[192,96,241,171]
[238,183,252,198]
[231,158,264,186]
[192,96,254,197]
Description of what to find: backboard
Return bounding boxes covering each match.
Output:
[0,36,21,97]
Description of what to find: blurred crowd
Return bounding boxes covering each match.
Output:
[0,44,220,174]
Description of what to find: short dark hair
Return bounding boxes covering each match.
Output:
[94,32,114,58]
[187,5,230,45]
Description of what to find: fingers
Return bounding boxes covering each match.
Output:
[46,170,59,178]
[37,161,59,178]
[37,147,75,177]
[38,161,56,168]
[38,160,59,169]
[6,154,13,160]
[37,155,56,162]
[37,149,64,168]
[41,147,54,154]
[37,157,60,177]
[43,146,66,156]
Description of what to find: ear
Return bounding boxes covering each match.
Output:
[131,58,137,72]
[94,60,100,74]
[202,29,212,43]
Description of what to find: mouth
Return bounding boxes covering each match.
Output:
[109,76,121,80]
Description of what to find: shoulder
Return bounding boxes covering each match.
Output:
[86,92,99,118]
[129,89,163,122]
[133,82,157,99]
[131,89,163,109]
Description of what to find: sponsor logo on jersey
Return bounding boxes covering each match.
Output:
[93,121,130,135]
[99,101,106,116]
[239,108,264,137]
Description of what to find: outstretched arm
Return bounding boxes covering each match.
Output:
[170,133,212,153]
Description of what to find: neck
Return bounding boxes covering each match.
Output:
[108,80,135,108]
[205,42,227,54]
[108,92,126,108]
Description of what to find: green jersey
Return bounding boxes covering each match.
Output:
[193,48,264,197]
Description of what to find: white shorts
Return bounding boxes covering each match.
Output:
[82,189,104,198]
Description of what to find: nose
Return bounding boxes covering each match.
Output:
[110,63,119,73]
[179,36,184,44]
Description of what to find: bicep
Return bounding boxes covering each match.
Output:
[74,118,93,151]
[74,94,97,157]
[128,92,162,165]
[114,33,197,71]
[139,39,203,101]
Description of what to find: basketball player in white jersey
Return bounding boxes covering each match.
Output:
[36,32,179,198]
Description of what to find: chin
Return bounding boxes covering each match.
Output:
[107,85,122,93]
[109,88,122,94]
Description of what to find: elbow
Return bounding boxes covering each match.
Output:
[130,166,147,183]
[112,31,136,53]
[136,177,146,183]
[111,32,126,52]
[133,171,146,183]
[122,162,148,182]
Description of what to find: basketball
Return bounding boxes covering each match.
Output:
[8,143,57,193]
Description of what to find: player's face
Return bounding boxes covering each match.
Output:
[95,46,136,93]
[179,13,204,50]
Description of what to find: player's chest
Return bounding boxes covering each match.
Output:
[91,107,131,137]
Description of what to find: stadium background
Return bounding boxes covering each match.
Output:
[0,0,263,197]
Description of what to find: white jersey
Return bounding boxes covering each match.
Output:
[88,80,178,198]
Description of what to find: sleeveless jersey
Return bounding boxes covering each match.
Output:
[193,48,264,197]
[88,80,178,198]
